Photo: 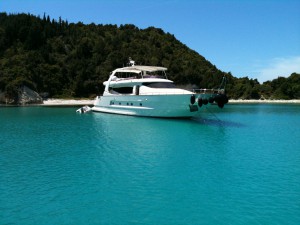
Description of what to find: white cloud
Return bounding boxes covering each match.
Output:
[256,56,300,83]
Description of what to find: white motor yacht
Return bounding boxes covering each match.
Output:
[92,59,228,118]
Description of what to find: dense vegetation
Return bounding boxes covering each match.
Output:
[0,13,299,101]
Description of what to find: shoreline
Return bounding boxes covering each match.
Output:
[229,99,300,104]
[1,99,300,106]
[42,98,300,106]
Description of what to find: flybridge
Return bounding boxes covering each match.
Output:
[113,66,168,79]
[115,58,167,77]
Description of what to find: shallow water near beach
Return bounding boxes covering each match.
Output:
[1,104,300,225]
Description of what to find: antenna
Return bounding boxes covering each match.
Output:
[128,57,135,66]
[219,76,227,92]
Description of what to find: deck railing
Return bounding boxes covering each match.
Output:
[192,88,225,95]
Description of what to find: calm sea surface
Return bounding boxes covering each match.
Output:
[1,104,300,225]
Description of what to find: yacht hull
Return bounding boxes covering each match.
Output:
[92,94,205,118]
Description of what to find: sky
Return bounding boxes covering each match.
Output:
[1,0,300,83]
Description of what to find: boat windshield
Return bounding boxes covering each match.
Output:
[142,70,166,79]
[143,82,176,88]
[112,66,168,79]
[115,72,139,79]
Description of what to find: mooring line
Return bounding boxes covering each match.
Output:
[206,106,223,124]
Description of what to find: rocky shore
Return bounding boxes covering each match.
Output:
[0,85,43,105]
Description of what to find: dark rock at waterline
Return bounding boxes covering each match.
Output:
[0,86,43,105]
[18,86,43,105]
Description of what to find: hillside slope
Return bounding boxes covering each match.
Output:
[0,13,299,101]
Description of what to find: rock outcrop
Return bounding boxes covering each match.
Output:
[17,86,43,105]
[0,90,7,104]
[0,86,43,105]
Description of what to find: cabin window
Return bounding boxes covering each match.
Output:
[111,87,133,94]
[143,82,176,88]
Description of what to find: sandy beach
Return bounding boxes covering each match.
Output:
[229,99,300,104]
[41,98,300,106]
[42,99,94,106]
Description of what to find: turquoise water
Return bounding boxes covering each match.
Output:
[1,104,300,225]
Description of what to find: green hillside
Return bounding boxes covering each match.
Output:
[0,13,299,102]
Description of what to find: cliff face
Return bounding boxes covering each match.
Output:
[0,86,43,105]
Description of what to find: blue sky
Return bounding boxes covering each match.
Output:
[1,0,300,83]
